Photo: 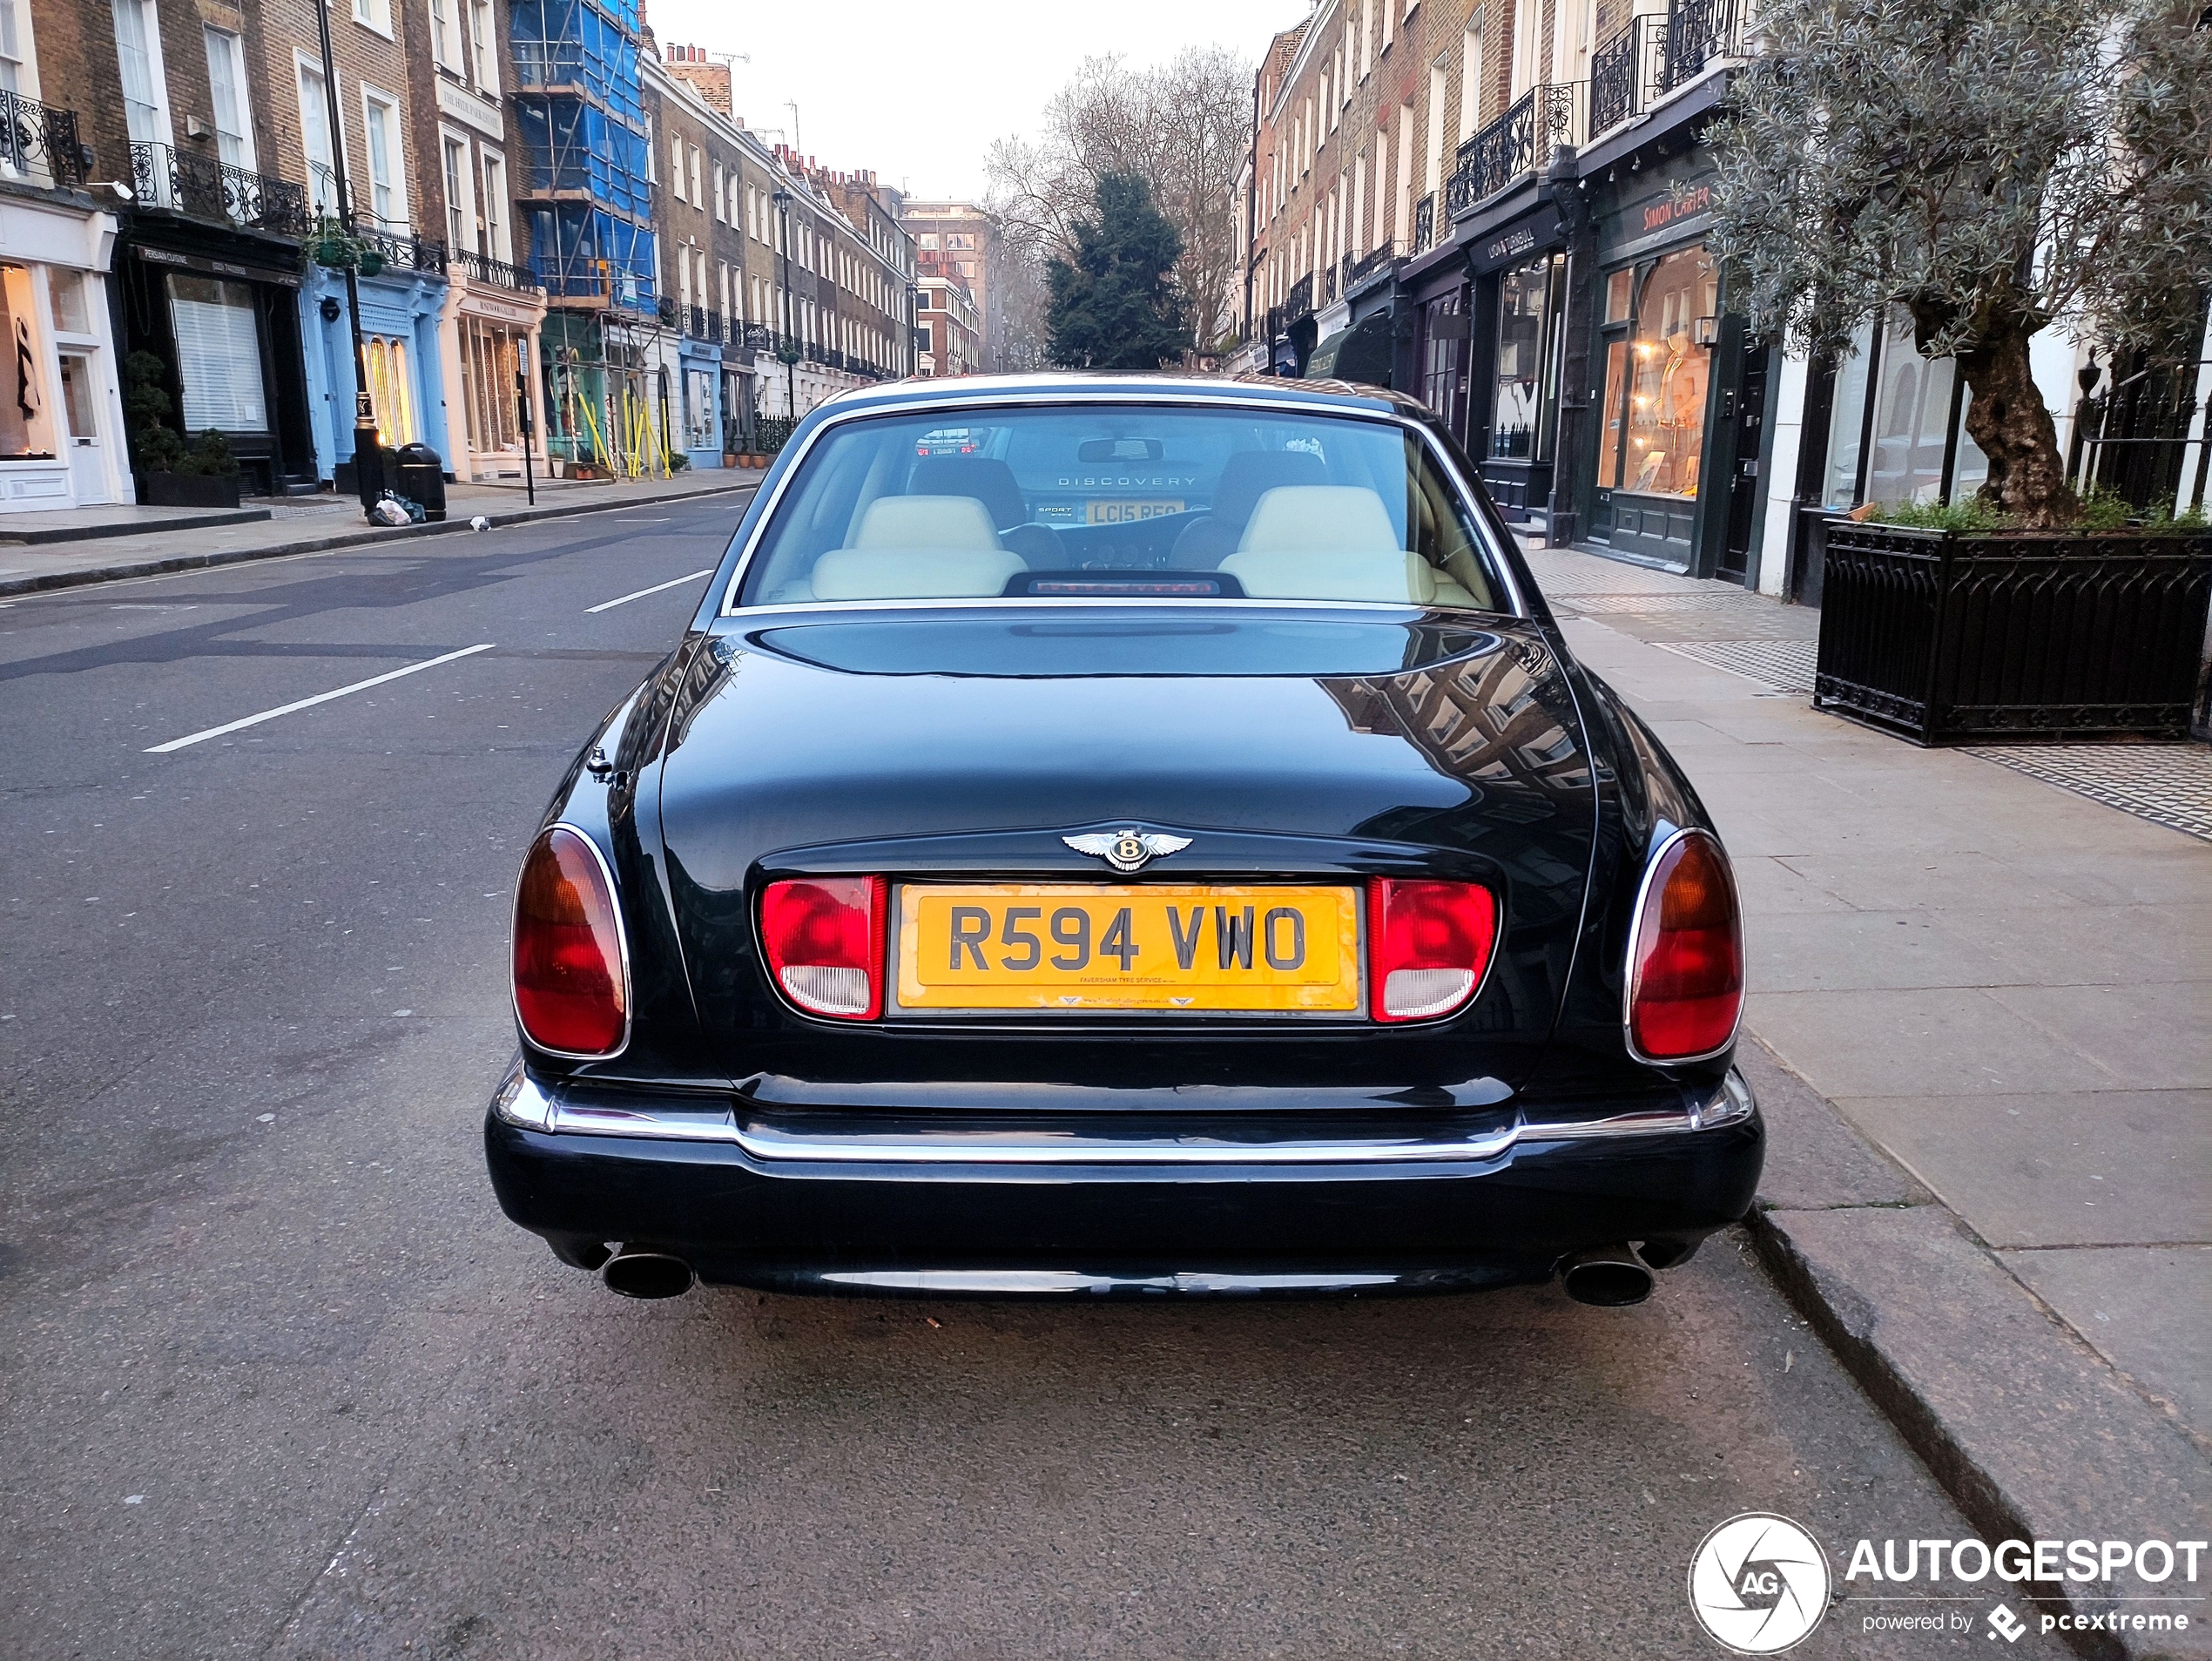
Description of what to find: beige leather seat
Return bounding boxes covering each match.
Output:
[1220,486,1439,603]
[804,496,1028,601]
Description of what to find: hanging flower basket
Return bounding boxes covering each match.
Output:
[356,247,386,278]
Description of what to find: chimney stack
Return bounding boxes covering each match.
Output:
[664,44,732,116]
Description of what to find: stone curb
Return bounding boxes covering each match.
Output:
[0,478,761,599]
[1737,1041,2212,1661]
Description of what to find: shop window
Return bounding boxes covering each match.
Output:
[1603,268,1634,324]
[1492,254,1564,462]
[1620,246,1716,498]
[50,271,90,334]
[167,274,266,433]
[0,265,54,456]
[1823,307,1995,510]
[460,316,521,456]
[685,368,716,450]
[364,335,415,445]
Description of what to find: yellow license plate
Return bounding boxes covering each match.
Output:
[896,884,1360,1013]
[1086,498,1186,523]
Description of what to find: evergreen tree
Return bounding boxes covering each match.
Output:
[1045,174,1190,371]
[1707,0,2212,526]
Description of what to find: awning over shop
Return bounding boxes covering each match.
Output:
[1305,310,1393,388]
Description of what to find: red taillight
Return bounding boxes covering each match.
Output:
[1368,879,1498,1023]
[513,827,628,1056]
[760,875,887,1020]
[1626,831,1743,1061]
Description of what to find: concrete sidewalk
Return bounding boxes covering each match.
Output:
[0,465,764,598]
[1528,543,2211,1653]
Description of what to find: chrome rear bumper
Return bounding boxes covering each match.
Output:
[490,1060,1755,1167]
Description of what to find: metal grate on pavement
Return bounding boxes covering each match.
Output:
[1653,638,1819,695]
[1966,744,2212,842]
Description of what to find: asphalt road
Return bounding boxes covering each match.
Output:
[0,496,2069,1660]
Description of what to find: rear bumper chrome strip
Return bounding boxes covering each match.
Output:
[491,1063,1755,1165]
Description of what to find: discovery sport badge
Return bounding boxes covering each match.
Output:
[1063,829,1192,874]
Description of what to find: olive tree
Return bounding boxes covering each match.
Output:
[1707,0,2212,525]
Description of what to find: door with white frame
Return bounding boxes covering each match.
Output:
[45,268,112,504]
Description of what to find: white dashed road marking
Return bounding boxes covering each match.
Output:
[584,569,715,613]
[145,642,498,753]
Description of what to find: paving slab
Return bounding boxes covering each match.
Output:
[2000,1247,2212,1443]
[1984,983,2212,1090]
[1748,986,2122,1098]
[1837,1091,2212,1250]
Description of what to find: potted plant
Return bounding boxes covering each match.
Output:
[1709,0,2212,741]
[124,354,246,509]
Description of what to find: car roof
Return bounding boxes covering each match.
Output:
[812,371,1433,422]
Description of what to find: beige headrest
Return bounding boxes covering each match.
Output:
[1236,486,1401,556]
[852,494,1002,551]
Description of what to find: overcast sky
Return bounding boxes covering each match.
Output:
[645,1,1317,200]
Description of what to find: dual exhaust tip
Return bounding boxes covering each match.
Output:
[577,1243,1674,1305]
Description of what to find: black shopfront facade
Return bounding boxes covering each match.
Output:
[1560,125,1774,582]
[1454,192,1571,528]
[112,208,317,498]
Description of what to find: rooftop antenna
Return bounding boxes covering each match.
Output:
[785,100,801,159]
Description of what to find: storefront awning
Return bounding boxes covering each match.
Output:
[1305,311,1393,388]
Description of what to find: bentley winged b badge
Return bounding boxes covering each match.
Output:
[1063,829,1193,874]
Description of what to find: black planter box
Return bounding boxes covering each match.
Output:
[1814,521,2212,743]
[140,471,244,510]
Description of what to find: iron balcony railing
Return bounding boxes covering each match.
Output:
[358,226,447,276]
[1447,84,1584,218]
[1323,260,1339,306]
[1588,0,1748,140]
[1345,242,1397,290]
[1665,0,1750,92]
[1285,272,1313,324]
[1413,193,1436,254]
[131,143,310,237]
[0,91,86,188]
[455,248,538,290]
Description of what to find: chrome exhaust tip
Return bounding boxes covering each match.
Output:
[1560,1244,1656,1307]
[602,1249,696,1300]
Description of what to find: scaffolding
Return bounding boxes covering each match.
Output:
[510,0,675,477]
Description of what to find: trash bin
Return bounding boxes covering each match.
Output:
[392,442,448,522]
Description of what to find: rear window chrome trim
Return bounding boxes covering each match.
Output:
[490,1062,1756,1164]
[718,393,1530,621]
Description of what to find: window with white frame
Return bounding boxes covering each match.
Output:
[113,0,170,145]
[203,27,253,170]
[0,0,29,95]
[429,0,461,68]
[298,61,339,211]
[354,0,393,36]
[442,133,469,252]
[712,161,725,221]
[481,151,509,262]
[469,0,499,94]
[669,136,684,199]
[687,145,702,213]
[361,89,402,226]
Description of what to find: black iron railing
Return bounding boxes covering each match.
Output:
[358,226,447,275]
[1413,193,1435,254]
[1588,0,1743,139]
[745,322,778,353]
[0,91,86,187]
[131,143,310,237]
[1663,0,1747,92]
[455,248,537,290]
[1346,243,1396,289]
[1448,83,1584,215]
[1322,260,1339,306]
[1285,272,1312,324]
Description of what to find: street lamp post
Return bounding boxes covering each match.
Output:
[313,0,382,518]
[772,187,797,422]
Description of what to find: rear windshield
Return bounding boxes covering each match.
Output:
[728,405,1508,611]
